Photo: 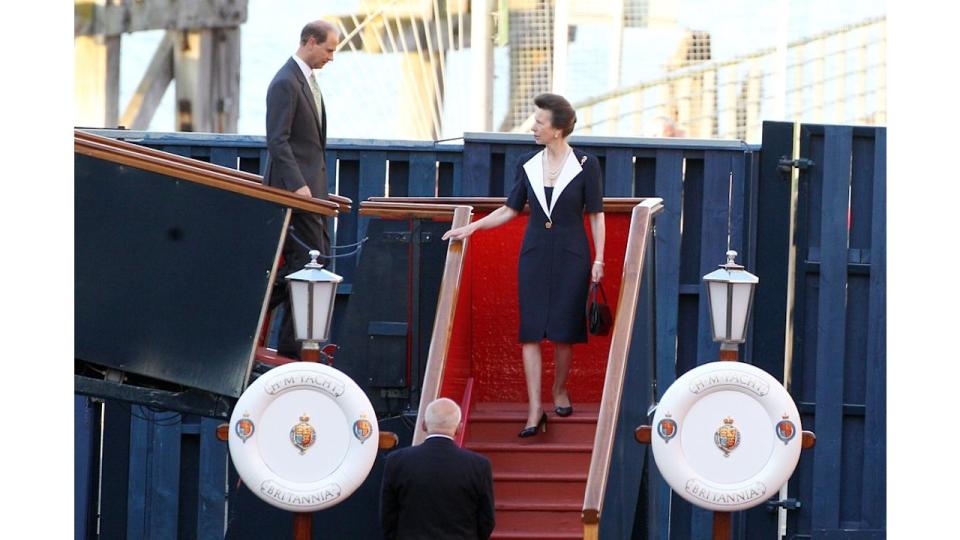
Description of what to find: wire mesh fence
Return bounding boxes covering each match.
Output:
[326,2,884,142]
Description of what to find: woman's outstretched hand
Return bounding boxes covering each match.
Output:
[442,224,474,241]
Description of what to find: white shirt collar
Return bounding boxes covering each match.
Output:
[425,434,455,442]
[292,54,313,81]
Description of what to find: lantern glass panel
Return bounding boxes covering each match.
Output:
[309,281,336,341]
[729,282,754,342]
[708,281,729,341]
[288,280,311,341]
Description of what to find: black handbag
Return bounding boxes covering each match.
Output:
[587,282,613,336]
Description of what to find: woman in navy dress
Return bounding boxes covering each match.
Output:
[442,94,606,437]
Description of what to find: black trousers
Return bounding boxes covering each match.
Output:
[269,212,330,357]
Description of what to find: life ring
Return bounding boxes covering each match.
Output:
[228,361,379,512]
[651,361,801,512]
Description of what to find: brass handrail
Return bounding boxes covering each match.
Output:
[75,130,349,215]
[367,196,649,213]
[582,198,663,540]
[357,199,474,447]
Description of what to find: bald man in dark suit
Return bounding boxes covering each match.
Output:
[263,20,339,358]
[380,398,495,540]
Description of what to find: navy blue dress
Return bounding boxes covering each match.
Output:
[505,148,604,343]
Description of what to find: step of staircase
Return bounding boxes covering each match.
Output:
[466,402,599,540]
[493,472,587,506]
[468,409,599,443]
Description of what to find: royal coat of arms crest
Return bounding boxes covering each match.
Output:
[714,417,741,457]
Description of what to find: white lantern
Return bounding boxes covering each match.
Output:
[703,250,759,347]
[285,250,342,343]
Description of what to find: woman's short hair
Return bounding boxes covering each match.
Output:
[534,93,577,137]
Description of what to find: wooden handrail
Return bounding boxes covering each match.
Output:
[367,196,648,213]
[359,200,471,220]
[409,205,473,446]
[75,129,351,215]
[582,198,663,539]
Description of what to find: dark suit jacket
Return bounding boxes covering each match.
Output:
[380,436,495,540]
[263,57,328,198]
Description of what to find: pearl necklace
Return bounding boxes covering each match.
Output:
[543,148,569,184]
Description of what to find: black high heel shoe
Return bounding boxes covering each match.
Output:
[554,393,574,417]
[554,404,574,417]
[518,413,548,438]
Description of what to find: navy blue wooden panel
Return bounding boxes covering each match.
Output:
[604,148,635,196]
[75,396,98,540]
[462,141,493,196]
[502,144,531,195]
[651,149,684,540]
[810,126,853,532]
[332,155,361,283]
[860,128,885,532]
[99,401,132,539]
[743,122,794,538]
[408,153,438,196]
[127,407,183,539]
[210,147,239,169]
[198,417,229,539]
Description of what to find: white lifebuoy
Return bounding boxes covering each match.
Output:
[228,361,379,512]
[651,361,802,512]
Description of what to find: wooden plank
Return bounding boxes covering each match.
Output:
[74,32,120,128]
[461,141,492,196]
[210,147,239,169]
[695,151,732,365]
[211,27,241,133]
[742,122,794,536]
[120,31,174,130]
[409,152,439,196]
[99,400,131,539]
[651,149,683,540]
[334,156,360,283]
[502,145,530,197]
[174,30,214,132]
[604,148,635,196]
[127,408,182,539]
[75,0,249,36]
[197,417,228,538]
[860,128,886,530]
[357,151,388,241]
[749,122,794,383]
[74,396,99,540]
[810,125,853,531]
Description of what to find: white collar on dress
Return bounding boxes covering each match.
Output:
[522,149,583,219]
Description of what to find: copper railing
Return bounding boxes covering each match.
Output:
[581,198,663,540]
[75,129,348,215]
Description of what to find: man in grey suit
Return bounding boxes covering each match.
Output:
[264,20,339,358]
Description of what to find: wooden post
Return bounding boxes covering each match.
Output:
[712,511,732,539]
[74,33,120,128]
[292,512,312,540]
[120,31,175,130]
[174,30,214,132]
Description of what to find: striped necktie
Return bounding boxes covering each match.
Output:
[307,72,324,132]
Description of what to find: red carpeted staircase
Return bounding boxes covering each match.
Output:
[464,402,600,539]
